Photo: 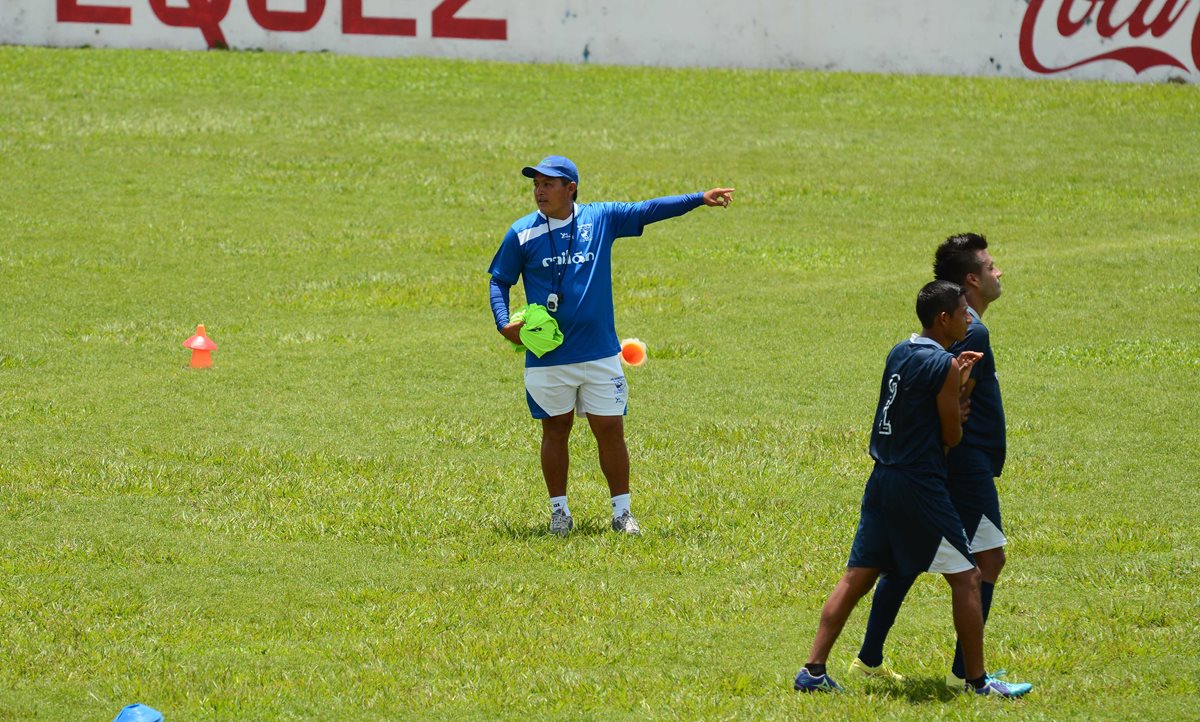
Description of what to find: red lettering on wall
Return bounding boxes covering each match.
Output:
[1022,0,1196,74]
[149,0,231,48]
[1057,0,1194,38]
[342,0,415,36]
[248,0,325,32]
[54,0,511,47]
[1195,8,1200,68]
[57,0,131,24]
[432,0,506,40]
[1096,0,1191,36]
[1056,0,1097,36]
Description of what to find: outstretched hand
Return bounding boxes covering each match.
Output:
[956,351,984,387]
[703,188,735,208]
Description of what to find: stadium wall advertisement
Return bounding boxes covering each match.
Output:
[3,0,1198,83]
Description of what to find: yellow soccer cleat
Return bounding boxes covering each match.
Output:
[847,657,905,682]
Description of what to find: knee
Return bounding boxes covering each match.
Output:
[980,548,1006,582]
[588,417,626,444]
[949,566,982,591]
[841,568,880,600]
[542,416,573,441]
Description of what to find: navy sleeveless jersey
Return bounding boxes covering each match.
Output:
[948,307,1006,475]
[869,335,955,475]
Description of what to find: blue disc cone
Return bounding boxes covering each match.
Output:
[112,704,164,722]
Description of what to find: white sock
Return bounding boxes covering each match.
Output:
[611,493,630,519]
[550,495,570,516]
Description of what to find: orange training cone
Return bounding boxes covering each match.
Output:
[182,324,218,369]
[620,338,647,367]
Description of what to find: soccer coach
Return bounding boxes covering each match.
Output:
[488,155,733,536]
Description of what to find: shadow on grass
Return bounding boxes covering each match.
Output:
[490,517,620,540]
[855,677,961,704]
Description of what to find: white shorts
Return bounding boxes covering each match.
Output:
[524,354,627,419]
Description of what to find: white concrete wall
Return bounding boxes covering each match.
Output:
[2,0,1197,83]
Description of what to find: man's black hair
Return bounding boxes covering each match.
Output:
[933,233,988,285]
[916,279,965,328]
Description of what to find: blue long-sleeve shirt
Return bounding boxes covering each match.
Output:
[489,276,511,330]
[488,193,704,367]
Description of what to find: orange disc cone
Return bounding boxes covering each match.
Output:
[620,338,647,367]
[182,324,218,369]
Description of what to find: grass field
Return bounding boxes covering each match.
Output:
[1,45,1198,720]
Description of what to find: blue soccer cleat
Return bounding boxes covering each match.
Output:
[794,668,844,693]
[970,673,1033,698]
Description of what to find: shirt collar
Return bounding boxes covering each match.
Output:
[908,333,943,349]
[537,203,579,229]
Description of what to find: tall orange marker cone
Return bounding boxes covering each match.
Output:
[182,324,218,369]
[620,338,647,367]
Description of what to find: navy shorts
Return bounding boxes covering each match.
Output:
[946,445,1007,553]
[848,464,975,576]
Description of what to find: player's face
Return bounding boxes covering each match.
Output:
[533,174,575,219]
[947,295,972,342]
[976,250,1003,302]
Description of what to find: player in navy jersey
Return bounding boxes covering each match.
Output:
[488,155,733,536]
[850,234,1030,691]
[793,281,1031,698]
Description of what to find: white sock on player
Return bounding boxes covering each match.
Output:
[610,493,630,519]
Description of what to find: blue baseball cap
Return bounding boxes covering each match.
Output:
[521,156,579,185]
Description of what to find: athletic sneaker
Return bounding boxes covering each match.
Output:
[549,510,573,536]
[793,668,843,693]
[969,674,1033,698]
[948,669,1018,691]
[848,656,904,681]
[611,510,641,535]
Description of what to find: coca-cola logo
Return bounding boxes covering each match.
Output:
[1021,0,1200,74]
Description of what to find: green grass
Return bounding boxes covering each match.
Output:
[1,46,1198,720]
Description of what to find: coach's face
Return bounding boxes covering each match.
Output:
[533,174,576,220]
[974,250,1003,302]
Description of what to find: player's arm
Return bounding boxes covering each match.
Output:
[937,357,966,448]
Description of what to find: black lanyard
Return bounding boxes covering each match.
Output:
[544,209,576,311]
